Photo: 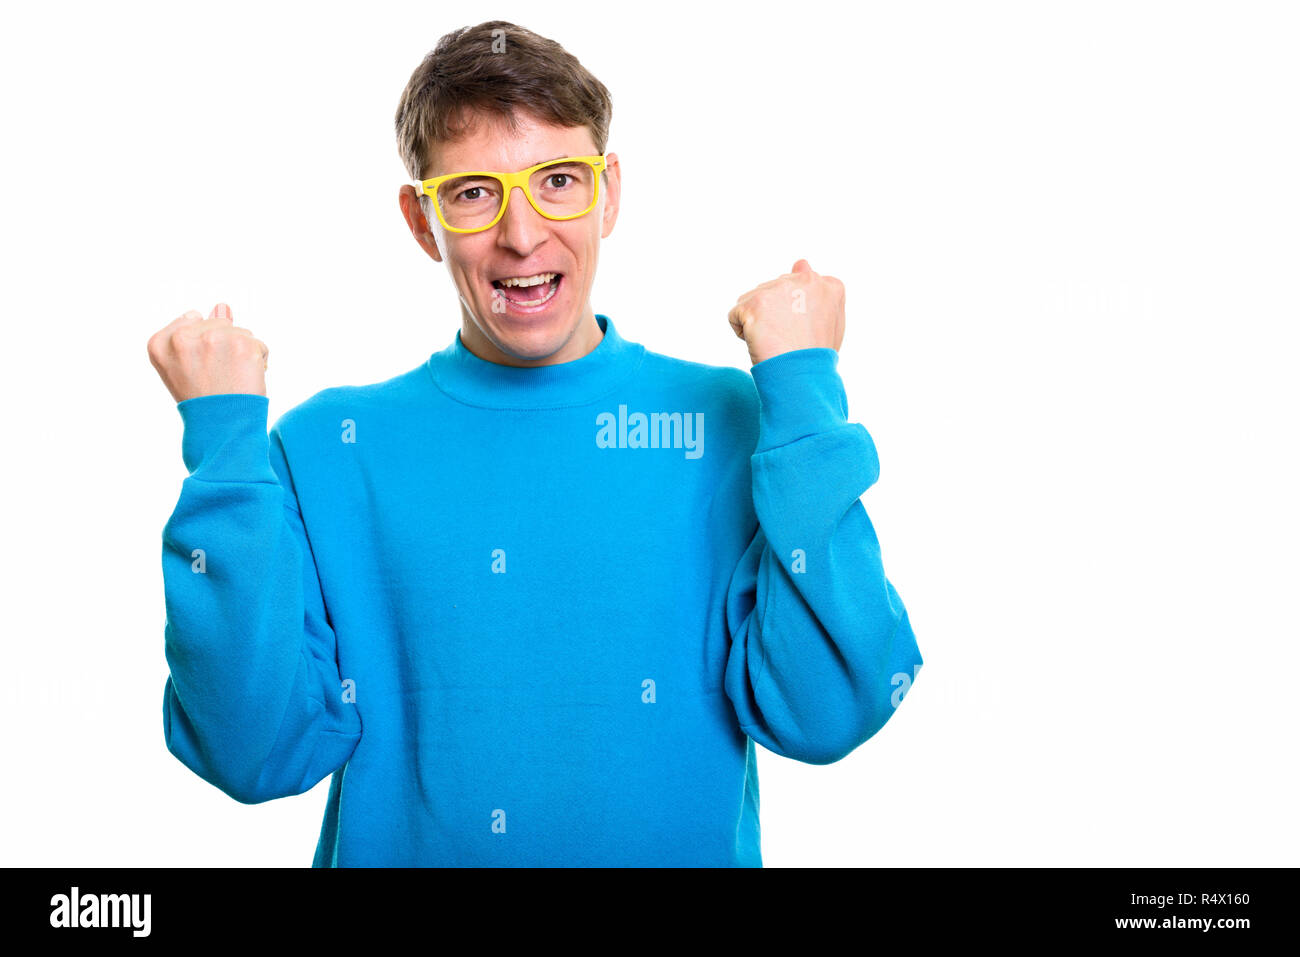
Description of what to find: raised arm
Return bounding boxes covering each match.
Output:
[160,394,361,802]
[149,304,360,803]
[724,347,922,764]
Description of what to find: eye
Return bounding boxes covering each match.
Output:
[547,173,572,189]
[439,176,498,206]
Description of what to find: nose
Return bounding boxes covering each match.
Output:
[496,184,548,251]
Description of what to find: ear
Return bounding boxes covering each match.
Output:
[399,185,444,263]
[599,152,622,240]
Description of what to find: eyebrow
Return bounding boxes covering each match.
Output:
[443,155,580,177]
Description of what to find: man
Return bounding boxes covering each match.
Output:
[148,20,922,867]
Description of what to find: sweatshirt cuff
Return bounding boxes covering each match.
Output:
[749,347,850,452]
[176,393,278,483]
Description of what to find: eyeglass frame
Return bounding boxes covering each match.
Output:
[413,154,608,234]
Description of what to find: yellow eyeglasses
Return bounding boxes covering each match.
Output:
[414,154,607,234]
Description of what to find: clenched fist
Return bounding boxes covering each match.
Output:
[728,259,846,366]
[147,303,269,403]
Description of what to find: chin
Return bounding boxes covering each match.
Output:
[486,308,578,358]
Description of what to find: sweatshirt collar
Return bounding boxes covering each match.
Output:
[426,313,645,410]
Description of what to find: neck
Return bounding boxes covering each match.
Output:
[458,302,604,368]
[427,312,646,410]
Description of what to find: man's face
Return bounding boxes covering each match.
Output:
[399,110,621,367]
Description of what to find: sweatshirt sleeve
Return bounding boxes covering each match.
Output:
[160,392,361,804]
[723,348,923,765]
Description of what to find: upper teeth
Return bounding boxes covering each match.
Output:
[497,273,556,287]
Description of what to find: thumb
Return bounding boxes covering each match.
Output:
[792,259,812,274]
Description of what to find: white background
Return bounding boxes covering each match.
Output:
[1,0,1295,867]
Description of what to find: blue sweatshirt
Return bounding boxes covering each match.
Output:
[160,312,922,867]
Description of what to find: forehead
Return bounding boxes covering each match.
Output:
[429,110,597,176]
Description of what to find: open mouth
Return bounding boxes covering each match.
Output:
[491,273,563,310]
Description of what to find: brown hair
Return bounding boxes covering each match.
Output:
[395,21,614,220]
